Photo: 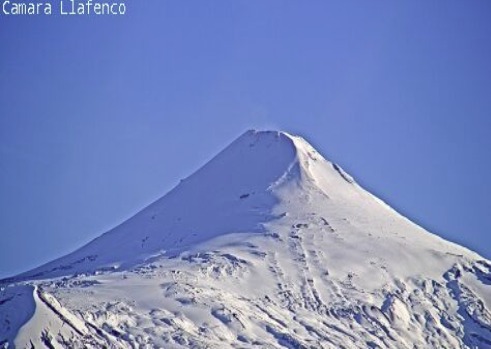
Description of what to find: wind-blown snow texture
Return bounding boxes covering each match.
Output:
[1,130,490,348]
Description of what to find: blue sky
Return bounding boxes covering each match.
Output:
[1,1,491,278]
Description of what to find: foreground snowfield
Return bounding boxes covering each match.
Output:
[1,130,490,348]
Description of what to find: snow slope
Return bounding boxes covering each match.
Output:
[1,130,490,348]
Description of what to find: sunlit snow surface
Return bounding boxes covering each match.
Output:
[1,130,490,348]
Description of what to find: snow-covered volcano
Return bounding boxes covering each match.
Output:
[1,130,490,348]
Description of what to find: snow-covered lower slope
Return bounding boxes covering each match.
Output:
[1,130,490,348]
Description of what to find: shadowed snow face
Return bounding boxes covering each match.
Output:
[9,131,305,280]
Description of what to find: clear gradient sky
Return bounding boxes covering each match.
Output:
[1,1,491,278]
